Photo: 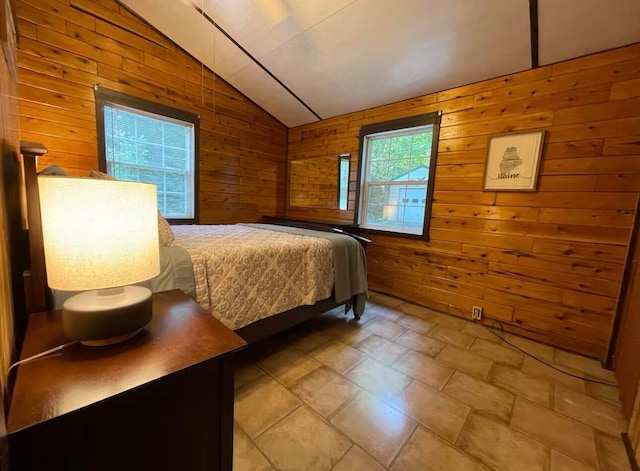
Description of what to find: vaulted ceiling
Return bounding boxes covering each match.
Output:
[120,0,640,127]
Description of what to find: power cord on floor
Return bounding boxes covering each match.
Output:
[485,320,618,387]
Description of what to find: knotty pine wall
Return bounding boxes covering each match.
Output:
[15,0,287,223]
[288,43,640,359]
[289,157,339,208]
[0,0,18,396]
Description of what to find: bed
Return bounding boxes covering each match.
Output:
[9,143,368,347]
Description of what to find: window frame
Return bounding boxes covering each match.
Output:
[355,111,441,240]
[338,153,350,211]
[95,85,200,224]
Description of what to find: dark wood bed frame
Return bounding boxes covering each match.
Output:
[7,142,368,350]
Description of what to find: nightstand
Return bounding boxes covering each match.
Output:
[7,290,246,471]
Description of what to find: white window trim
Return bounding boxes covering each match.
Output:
[356,112,441,239]
[95,86,200,223]
[104,103,196,219]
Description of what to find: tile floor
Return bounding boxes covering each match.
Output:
[232,292,631,471]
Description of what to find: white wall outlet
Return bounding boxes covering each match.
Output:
[472,306,483,320]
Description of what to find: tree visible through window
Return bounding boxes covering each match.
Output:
[357,112,441,237]
[95,86,199,223]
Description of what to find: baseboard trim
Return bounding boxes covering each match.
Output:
[622,432,640,471]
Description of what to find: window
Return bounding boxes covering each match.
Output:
[338,154,350,211]
[357,112,441,238]
[95,86,200,223]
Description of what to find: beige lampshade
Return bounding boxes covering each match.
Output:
[38,177,160,291]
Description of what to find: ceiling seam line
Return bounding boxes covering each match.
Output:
[529,0,539,68]
[193,5,323,121]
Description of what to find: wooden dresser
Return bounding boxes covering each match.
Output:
[7,290,246,471]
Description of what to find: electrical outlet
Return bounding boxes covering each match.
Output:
[472,306,483,320]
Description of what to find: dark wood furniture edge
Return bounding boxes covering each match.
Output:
[622,432,640,471]
[261,216,371,247]
[236,297,347,343]
[8,290,246,471]
[20,141,48,314]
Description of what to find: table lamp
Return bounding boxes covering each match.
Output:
[383,204,397,221]
[38,176,160,346]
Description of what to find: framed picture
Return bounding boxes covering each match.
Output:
[482,130,545,191]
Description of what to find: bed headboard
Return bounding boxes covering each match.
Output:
[19,142,48,315]
[3,142,49,350]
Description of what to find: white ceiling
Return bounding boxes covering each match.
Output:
[120,0,640,127]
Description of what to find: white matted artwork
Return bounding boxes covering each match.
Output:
[482,130,545,191]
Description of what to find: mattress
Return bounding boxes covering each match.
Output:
[171,224,334,330]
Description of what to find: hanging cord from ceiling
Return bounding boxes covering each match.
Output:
[211,0,217,116]
[195,0,216,114]
[485,320,617,387]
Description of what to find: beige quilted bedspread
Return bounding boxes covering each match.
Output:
[171,224,334,330]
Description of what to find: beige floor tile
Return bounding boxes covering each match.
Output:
[331,391,416,467]
[595,430,631,471]
[502,333,556,362]
[442,371,514,422]
[395,315,436,336]
[460,322,503,343]
[585,381,622,406]
[289,367,360,418]
[555,349,617,383]
[554,386,628,435]
[363,318,406,340]
[427,325,475,349]
[425,311,467,331]
[487,364,552,407]
[436,344,493,380]
[233,423,272,471]
[457,412,550,471]
[393,350,455,390]
[365,303,403,322]
[354,334,408,364]
[469,338,523,368]
[255,406,351,471]
[394,380,471,443]
[521,356,586,392]
[290,328,335,353]
[346,357,412,401]
[399,303,434,320]
[235,376,302,438]
[313,313,352,330]
[325,322,374,346]
[232,295,630,471]
[257,347,321,386]
[391,426,491,471]
[510,397,599,469]
[394,330,446,357]
[332,446,386,471]
[550,450,597,471]
[370,293,404,308]
[309,340,367,374]
[235,361,266,391]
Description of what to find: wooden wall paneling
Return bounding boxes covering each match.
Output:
[460,245,624,282]
[441,84,612,128]
[287,42,640,358]
[610,77,640,100]
[603,136,640,156]
[15,0,287,223]
[550,43,640,76]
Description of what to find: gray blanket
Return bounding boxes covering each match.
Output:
[242,223,368,303]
